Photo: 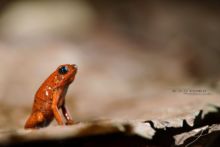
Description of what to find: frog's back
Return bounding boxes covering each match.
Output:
[32,72,57,112]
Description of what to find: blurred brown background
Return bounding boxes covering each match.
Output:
[0,0,220,129]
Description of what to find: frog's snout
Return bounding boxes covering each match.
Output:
[71,64,78,70]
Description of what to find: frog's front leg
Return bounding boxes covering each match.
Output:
[59,86,74,125]
[52,89,64,125]
[61,104,74,125]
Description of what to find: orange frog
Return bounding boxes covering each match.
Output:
[24,64,77,129]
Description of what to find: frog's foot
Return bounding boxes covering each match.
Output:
[65,120,75,125]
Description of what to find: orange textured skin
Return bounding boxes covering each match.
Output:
[24,64,77,129]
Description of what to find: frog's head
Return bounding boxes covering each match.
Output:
[54,64,77,88]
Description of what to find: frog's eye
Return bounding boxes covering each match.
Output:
[58,66,68,74]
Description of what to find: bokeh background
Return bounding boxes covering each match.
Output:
[0,0,220,129]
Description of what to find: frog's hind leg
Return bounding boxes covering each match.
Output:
[24,111,46,129]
